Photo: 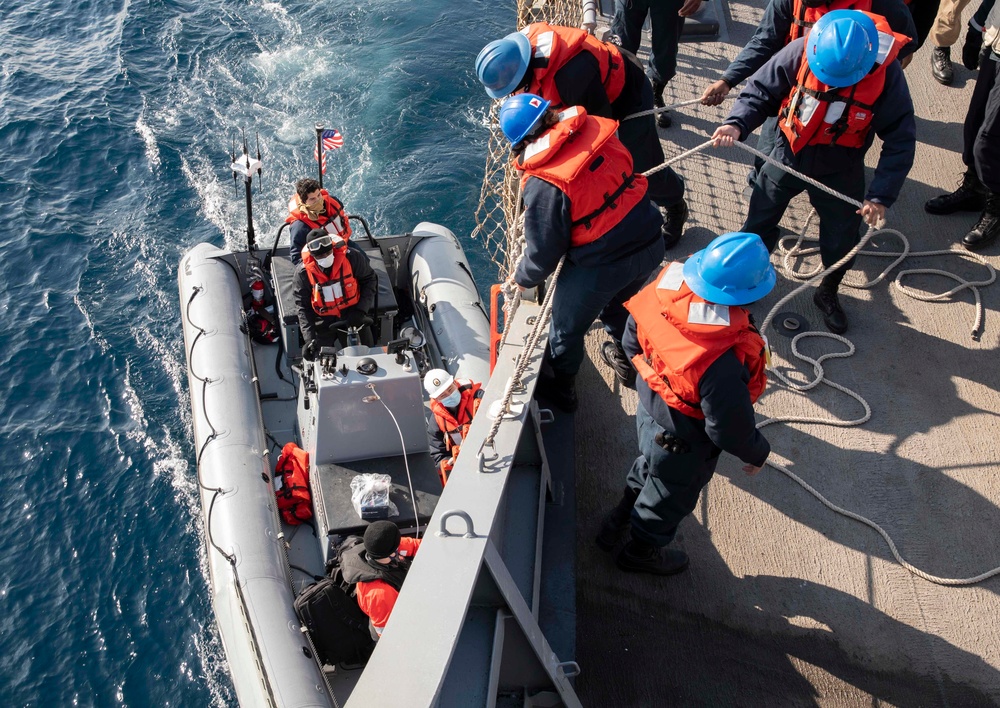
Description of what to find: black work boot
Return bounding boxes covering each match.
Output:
[600,340,637,388]
[931,46,954,85]
[615,534,689,575]
[536,372,578,413]
[595,487,640,552]
[813,282,848,334]
[652,80,671,128]
[925,169,987,214]
[962,193,1000,251]
[660,199,688,249]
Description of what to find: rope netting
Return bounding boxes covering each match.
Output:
[471,0,589,280]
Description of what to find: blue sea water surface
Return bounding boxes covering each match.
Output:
[0,1,512,703]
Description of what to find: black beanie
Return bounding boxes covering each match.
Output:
[364,521,401,559]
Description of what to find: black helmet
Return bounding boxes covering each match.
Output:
[364,521,401,559]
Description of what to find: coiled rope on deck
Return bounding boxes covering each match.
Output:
[708,138,998,585]
[490,115,999,585]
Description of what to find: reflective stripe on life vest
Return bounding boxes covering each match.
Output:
[301,248,361,317]
[521,22,627,106]
[779,12,908,154]
[516,106,647,248]
[624,262,768,419]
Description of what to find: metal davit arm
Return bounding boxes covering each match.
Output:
[346,297,582,708]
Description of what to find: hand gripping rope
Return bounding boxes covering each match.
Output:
[489,109,1000,585]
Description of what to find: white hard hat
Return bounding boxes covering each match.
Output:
[423,368,455,399]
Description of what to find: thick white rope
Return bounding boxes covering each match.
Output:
[489,108,1000,583]
[481,255,568,453]
[621,95,735,122]
[716,142,1000,585]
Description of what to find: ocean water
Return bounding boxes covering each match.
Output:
[0,1,511,704]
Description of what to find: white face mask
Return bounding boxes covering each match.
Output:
[439,390,461,408]
[315,255,334,269]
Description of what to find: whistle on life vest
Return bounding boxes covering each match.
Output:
[762,335,773,369]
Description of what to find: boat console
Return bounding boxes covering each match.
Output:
[297,347,440,568]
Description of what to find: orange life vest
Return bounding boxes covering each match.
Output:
[355,537,421,634]
[521,23,627,107]
[779,12,908,154]
[516,106,647,248]
[285,189,352,241]
[274,442,313,525]
[301,248,361,318]
[430,381,482,457]
[787,0,872,43]
[624,262,768,420]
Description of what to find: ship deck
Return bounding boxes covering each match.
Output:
[572,3,1000,705]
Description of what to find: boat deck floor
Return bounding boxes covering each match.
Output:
[574,3,1000,705]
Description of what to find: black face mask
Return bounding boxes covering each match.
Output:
[801,0,829,8]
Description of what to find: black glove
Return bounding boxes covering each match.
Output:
[345,309,368,328]
[302,339,317,361]
[963,24,984,71]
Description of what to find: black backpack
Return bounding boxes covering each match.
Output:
[294,548,375,667]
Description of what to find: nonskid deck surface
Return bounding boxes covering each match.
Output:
[575,2,1000,705]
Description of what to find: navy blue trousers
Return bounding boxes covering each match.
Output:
[965,54,1000,193]
[626,400,720,547]
[548,240,663,378]
[611,0,686,85]
[742,160,865,275]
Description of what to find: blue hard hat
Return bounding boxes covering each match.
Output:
[805,10,879,88]
[682,232,776,306]
[499,93,551,145]
[476,32,532,99]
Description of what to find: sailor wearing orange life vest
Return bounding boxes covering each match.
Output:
[293,230,377,358]
[498,94,664,413]
[595,233,776,576]
[476,23,689,248]
[286,178,353,265]
[700,0,916,108]
[712,10,915,335]
[424,369,484,486]
[339,521,421,640]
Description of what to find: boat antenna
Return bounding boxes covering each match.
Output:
[256,131,263,192]
[230,127,263,254]
[314,123,324,190]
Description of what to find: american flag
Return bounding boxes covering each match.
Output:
[314,129,343,175]
[321,129,344,150]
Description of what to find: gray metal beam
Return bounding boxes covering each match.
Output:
[345,300,581,707]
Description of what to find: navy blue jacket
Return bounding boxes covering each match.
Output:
[550,50,649,119]
[722,0,917,89]
[514,177,662,288]
[724,38,916,207]
[623,316,771,467]
[293,248,378,344]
